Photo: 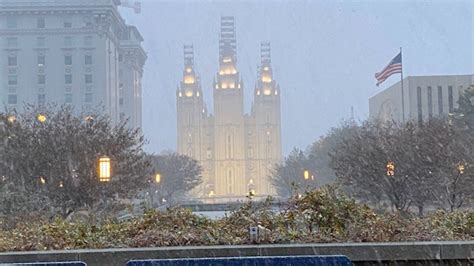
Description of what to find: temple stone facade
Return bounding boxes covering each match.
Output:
[177,16,282,201]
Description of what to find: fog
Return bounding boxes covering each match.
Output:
[120,0,474,154]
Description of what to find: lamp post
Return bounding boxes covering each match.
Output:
[303,169,311,192]
[7,115,16,124]
[37,114,46,123]
[155,173,161,184]
[248,189,256,200]
[386,161,395,176]
[98,156,111,182]
[457,162,465,175]
[303,169,310,180]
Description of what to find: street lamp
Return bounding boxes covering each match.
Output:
[155,173,161,183]
[303,169,310,180]
[98,156,111,182]
[386,161,395,176]
[248,189,256,199]
[37,114,46,123]
[7,115,16,124]
[208,190,215,197]
[457,162,465,175]
[84,116,94,122]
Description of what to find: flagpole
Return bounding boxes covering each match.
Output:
[400,47,405,123]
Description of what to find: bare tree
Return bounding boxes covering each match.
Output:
[0,104,152,216]
[148,152,202,204]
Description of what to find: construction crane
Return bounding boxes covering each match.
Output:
[119,0,141,14]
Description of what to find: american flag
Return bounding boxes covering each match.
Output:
[375,52,402,86]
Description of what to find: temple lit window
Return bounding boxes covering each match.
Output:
[275,90,278,95]
[263,89,271,95]
[262,75,272,83]
[223,57,232,63]
[196,91,200,97]
[229,83,235,89]
[215,83,219,89]
[178,92,182,97]
[222,83,228,89]
[185,67,192,73]
[263,66,269,71]
[185,90,194,97]
[238,83,241,89]
[219,70,224,75]
[257,90,260,95]
[184,75,195,84]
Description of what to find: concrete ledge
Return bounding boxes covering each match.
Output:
[0,241,472,266]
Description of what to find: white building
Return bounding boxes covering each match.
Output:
[369,74,474,123]
[0,0,146,128]
[176,17,282,201]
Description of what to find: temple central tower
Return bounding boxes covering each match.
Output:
[177,16,281,201]
[213,16,246,196]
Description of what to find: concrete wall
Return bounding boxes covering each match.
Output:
[0,241,472,266]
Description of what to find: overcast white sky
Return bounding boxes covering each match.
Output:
[121,0,474,155]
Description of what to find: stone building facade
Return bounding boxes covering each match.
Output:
[369,74,474,123]
[177,17,282,201]
[0,0,146,129]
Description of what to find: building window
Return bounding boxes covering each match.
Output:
[266,131,271,142]
[8,56,17,66]
[8,95,17,104]
[85,74,92,84]
[64,36,73,47]
[38,94,46,105]
[227,169,234,194]
[427,86,432,119]
[63,17,72,28]
[8,75,17,85]
[85,55,92,65]
[417,86,422,123]
[437,86,443,115]
[266,146,272,158]
[83,16,93,27]
[38,55,45,66]
[448,86,454,113]
[84,36,92,46]
[65,74,72,84]
[85,93,93,103]
[38,75,46,85]
[226,134,234,159]
[36,37,45,47]
[6,17,17,28]
[7,37,17,47]
[119,98,124,106]
[248,147,253,158]
[64,55,72,65]
[37,18,45,28]
[65,93,73,104]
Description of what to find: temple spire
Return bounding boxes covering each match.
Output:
[219,16,236,63]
